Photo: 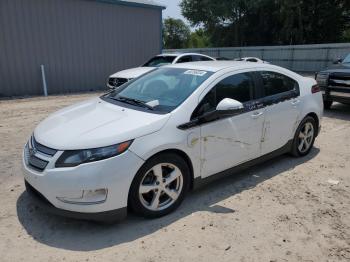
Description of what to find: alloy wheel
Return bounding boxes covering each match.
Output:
[139,163,183,211]
[298,122,314,153]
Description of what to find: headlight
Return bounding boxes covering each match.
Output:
[55,140,133,168]
[316,72,329,86]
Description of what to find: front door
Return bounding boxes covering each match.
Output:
[192,72,265,178]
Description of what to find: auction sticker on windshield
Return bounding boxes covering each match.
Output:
[184,70,208,76]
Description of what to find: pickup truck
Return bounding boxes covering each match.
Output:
[315,53,350,109]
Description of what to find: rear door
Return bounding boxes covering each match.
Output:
[256,71,301,155]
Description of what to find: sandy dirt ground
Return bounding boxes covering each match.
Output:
[0,93,349,262]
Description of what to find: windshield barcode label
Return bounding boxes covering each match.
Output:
[184,70,207,76]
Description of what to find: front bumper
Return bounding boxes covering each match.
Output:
[25,180,127,223]
[323,92,350,103]
[22,144,144,221]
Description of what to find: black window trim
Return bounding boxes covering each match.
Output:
[178,70,300,130]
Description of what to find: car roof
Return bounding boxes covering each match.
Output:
[164,61,302,80]
[163,61,270,72]
[157,53,211,58]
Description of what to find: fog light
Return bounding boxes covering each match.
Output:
[57,189,108,205]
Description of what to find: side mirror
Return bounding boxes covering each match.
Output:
[216,98,244,113]
[333,58,342,64]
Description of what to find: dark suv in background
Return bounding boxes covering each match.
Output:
[316,53,350,109]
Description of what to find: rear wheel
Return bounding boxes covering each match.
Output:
[291,116,317,157]
[323,100,333,110]
[128,153,190,218]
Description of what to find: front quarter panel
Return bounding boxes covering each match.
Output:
[128,114,202,180]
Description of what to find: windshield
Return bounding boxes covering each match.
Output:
[143,56,177,67]
[342,54,350,64]
[104,68,213,113]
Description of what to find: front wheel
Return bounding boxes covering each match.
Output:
[291,116,317,157]
[128,153,190,218]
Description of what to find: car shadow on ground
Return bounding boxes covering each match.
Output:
[324,103,350,121]
[16,147,320,251]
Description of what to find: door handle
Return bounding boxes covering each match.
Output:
[291,99,300,106]
[251,111,263,119]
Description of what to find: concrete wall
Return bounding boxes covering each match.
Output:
[164,43,350,73]
[0,0,162,97]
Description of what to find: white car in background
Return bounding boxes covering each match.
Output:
[23,61,323,222]
[107,53,215,89]
[234,57,269,63]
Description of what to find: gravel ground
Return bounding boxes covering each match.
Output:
[0,93,349,262]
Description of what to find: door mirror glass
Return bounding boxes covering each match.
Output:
[216,98,244,112]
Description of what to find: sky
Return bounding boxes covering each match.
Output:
[155,0,186,21]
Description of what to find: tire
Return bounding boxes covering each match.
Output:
[128,153,190,218]
[291,116,317,157]
[323,100,333,110]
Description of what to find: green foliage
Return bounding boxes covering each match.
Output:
[180,0,350,47]
[189,29,210,48]
[163,18,191,49]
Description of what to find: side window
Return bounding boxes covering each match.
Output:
[191,55,202,62]
[197,55,214,61]
[259,71,299,96]
[246,58,258,62]
[192,73,254,119]
[176,56,192,63]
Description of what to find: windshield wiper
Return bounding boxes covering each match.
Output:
[111,96,155,110]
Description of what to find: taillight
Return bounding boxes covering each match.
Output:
[311,84,320,93]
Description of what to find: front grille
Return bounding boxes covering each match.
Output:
[28,155,49,171]
[329,73,350,90]
[24,136,57,172]
[32,136,57,156]
[329,72,350,80]
[108,77,129,88]
[24,143,49,171]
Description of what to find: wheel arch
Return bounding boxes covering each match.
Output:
[305,112,320,136]
[148,149,195,190]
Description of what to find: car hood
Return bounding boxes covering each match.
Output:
[109,67,155,79]
[321,63,350,74]
[34,98,170,150]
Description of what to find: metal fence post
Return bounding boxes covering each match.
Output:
[290,47,295,71]
[324,47,330,69]
[41,64,48,97]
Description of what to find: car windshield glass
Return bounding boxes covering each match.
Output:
[342,54,350,63]
[143,56,176,67]
[104,68,213,113]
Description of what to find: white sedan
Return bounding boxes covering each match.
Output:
[107,53,215,89]
[23,61,323,222]
[234,57,269,63]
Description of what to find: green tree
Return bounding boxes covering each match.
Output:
[180,0,350,47]
[163,18,191,49]
[189,29,210,48]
